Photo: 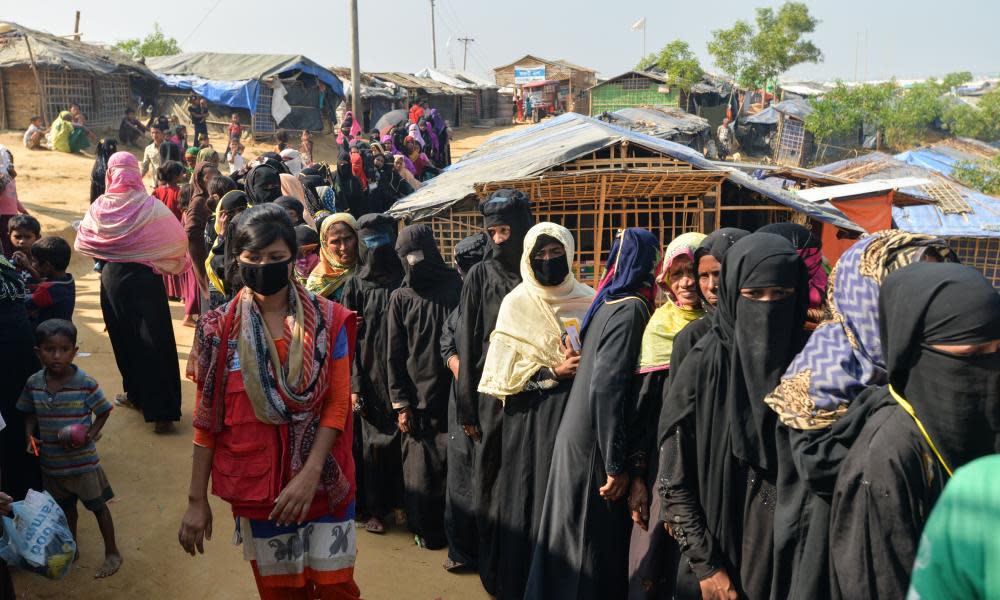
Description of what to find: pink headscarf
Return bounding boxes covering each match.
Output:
[337,111,363,146]
[407,123,425,148]
[75,152,188,274]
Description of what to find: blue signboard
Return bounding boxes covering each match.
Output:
[514,66,546,84]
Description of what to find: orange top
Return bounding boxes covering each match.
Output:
[193,338,350,448]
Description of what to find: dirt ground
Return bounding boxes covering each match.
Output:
[1,123,522,599]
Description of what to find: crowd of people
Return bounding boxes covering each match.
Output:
[0,93,998,600]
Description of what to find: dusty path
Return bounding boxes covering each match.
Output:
[1,127,512,599]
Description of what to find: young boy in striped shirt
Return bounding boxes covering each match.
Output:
[18,319,122,578]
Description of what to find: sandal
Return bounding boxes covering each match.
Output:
[114,394,135,409]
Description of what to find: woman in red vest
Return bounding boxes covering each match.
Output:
[178,203,361,600]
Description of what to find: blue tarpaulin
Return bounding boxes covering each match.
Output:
[147,52,343,112]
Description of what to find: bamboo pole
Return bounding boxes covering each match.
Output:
[593,174,608,287]
[23,36,48,124]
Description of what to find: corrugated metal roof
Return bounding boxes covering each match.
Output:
[369,72,471,96]
[387,112,862,231]
[814,152,1000,237]
[796,178,932,202]
[599,107,709,140]
[329,67,405,100]
[587,70,669,91]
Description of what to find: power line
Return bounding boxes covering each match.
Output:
[180,0,224,46]
[458,37,475,70]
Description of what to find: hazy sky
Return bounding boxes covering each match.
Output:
[7,1,998,82]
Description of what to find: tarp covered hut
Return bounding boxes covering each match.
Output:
[330,66,405,131]
[416,67,504,125]
[813,151,1000,288]
[388,112,861,283]
[771,98,815,166]
[0,21,157,129]
[147,52,343,137]
[368,72,471,127]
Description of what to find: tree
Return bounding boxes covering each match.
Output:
[953,156,1000,196]
[635,53,658,71]
[805,81,894,147]
[708,2,822,91]
[114,24,181,60]
[942,88,1000,141]
[653,40,705,96]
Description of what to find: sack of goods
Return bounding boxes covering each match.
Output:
[0,489,77,579]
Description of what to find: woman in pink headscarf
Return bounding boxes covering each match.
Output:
[75,152,188,434]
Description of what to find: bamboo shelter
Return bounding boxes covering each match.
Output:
[388,113,861,285]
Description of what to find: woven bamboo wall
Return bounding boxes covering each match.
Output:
[39,69,130,129]
[1,67,41,128]
[949,236,1000,290]
[589,75,678,116]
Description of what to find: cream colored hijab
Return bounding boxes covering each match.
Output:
[478,222,596,401]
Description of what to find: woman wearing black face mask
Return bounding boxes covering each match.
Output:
[659,232,809,600]
[386,224,462,550]
[477,223,595,600]
[180,203,362,599]
[828,262,1000,600]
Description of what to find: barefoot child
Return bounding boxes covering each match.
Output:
[18,319,122,578]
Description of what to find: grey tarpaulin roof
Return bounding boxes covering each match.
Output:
[147,52,339,87]
[771,98,814,121]
[387,112,862,231]
[0,21,155,77]
[603,107,710,138]
[743,106,779,125]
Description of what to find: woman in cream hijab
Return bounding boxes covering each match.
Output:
[478,222,595,600]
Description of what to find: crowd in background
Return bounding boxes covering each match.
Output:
[0,90,998,600]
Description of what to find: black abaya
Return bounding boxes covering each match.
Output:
[524,298,651,600]
[0,300,42,500]
[455,257,520,590]
[387,226,462,549]
[100,262,181,423]
[341,275,404,521]
[441,308,478,567]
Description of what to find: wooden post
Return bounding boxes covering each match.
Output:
[593,174,607,287]
[0,70,7,130]
[73,11,81,41]
[23,36,48,124]
[714,179,722,231]
[348,0,362,120]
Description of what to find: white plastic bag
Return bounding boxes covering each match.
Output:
[0,489,76,579]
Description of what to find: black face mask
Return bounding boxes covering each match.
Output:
[239,258,292,296]
[531,256,570,286]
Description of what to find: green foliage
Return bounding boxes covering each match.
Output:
[650,40,704,92]
[881,79,947,147]
[942,89,1000,141]
[805,81,894,143]
[708,2,822,90]
[940,71,973,90]
[952,156,1000,196]
[636,53,658,72]
[113,24,181,60]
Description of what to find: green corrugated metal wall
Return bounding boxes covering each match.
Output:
[589,79,679,116]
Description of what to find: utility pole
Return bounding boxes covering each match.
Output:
[430,0,438,68]
[73,11,81,41]
[458,37,475,71]
[349,0,362,119]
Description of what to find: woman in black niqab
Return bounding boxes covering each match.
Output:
[333,151,368,217]
[828,262,1000,600]
[658,232,808,600]
[244,160,284,204]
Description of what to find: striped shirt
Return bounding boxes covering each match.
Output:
[17,367,112,477]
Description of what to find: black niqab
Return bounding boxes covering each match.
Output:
[245,162,283,204]
[880,262,1000,470]
[479,189,533,271]
[454,233,488,274]
[357,213,404,285]
[396,224,460,290]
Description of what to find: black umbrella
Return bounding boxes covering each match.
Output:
[374,109,409,136]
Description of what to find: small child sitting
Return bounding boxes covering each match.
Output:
[18,319,122,578]
[226,140,245,175]
[8,213,41,278]
[23,116,48,150]
[294,224,320,285]
[26,236,75,326]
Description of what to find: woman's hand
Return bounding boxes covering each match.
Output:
[552,337,581,379]
[699,569,738,600]
[628,477,649,530]
[599,472,629,501]
[178,496,213,556]
[269,468,321,526]
[397,407,412,434]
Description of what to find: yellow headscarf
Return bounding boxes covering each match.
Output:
[637,231,706,373]
[49,111,73,153]
[305,213,359,300]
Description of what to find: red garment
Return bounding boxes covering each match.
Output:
[152,183,182,221]
[349,153,368,190]
[408,104,424,124]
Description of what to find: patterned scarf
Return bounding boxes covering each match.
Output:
[189,282,356,510]
[764,231,956,430]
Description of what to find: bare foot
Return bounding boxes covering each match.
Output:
[393,508,407,526]
[181,315,198,328]
[95,552,122,578]
[153,421,175,434]
[365,517,385,534]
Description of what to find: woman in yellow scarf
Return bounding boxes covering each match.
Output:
[306,213,359,301]
[627,230,705,599]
